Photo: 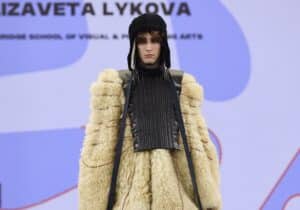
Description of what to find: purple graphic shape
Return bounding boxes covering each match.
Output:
[282,194,300,210]
[0,128,84,208]
[0,0,88,77]
[260,149,300,210]
[209,128,222,164]
[171,0,250,101]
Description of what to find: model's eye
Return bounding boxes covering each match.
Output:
[136,37,147,44]
[151,37,161,43]
[136,36,161,45]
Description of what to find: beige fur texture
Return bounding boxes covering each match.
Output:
[78,68,222,210]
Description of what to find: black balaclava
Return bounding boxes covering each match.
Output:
[127,13,171,81]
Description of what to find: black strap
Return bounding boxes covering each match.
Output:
[106,73,133,210]
[166,70,203,210]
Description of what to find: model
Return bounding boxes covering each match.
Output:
[78,13,222,210]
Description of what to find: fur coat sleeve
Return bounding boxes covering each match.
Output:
[78,68,222,210]
[180,73,222,210]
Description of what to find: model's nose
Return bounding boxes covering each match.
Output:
[145,42,153,50]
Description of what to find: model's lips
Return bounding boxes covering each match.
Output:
[145,54,154,58]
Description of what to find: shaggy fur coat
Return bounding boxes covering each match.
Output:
[78,68,222,210]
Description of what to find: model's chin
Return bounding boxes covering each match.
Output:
[142,59,157,64]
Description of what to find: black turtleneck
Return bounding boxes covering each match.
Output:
[128,64,180,152]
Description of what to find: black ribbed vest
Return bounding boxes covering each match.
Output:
[128,66,181,152]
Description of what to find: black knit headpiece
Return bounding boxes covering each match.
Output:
[127,13,171,81]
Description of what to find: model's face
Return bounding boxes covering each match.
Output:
[136,31,161,65]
